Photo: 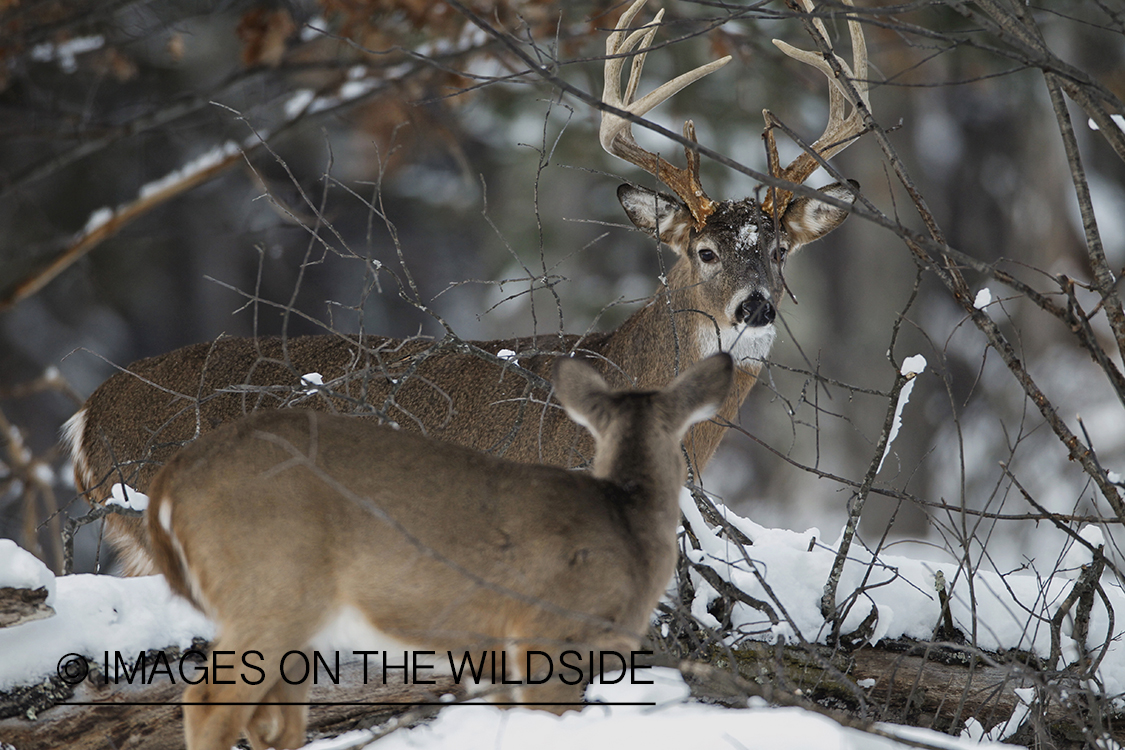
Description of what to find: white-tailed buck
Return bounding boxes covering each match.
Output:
[148,354,733,749]
[66,0,870,575]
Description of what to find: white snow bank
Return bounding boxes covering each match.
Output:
[2,483,1117,748]
[0,572,212,690]
[682,489,1125,696]
[312,667,1016,750]
[0,540,56,604]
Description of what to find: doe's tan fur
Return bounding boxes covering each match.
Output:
[147,354,733,750]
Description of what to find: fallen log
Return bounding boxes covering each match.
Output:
[0,648,455,750]
[3,638,1121,749]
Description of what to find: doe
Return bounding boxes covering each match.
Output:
[147,353,734,750]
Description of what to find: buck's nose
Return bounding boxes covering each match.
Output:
[736,292,775,327]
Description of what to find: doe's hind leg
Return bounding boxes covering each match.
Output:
[516,646,587,716]
[181,632,311,750]
[246,676,311,750]
[182,677,270,750]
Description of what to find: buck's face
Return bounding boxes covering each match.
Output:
[619,183,853,368]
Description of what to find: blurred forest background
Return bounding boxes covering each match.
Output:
[0,0,1123,579]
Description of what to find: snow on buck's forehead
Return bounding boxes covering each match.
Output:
[735,222,759,255]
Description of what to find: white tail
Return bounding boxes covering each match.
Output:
[67,0,869,575]
[147,354,733,749]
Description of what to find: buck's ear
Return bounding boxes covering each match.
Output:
[618,184,694,247]
[552,357,613,441]
[782,179,858,251]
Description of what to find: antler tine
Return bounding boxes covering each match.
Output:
[762,0,870,216]
[601,0,731,229]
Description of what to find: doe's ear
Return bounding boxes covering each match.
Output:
[782,179,859,251]
[618,184,694,247]
[661,353,734,434]
[552,357,613,441]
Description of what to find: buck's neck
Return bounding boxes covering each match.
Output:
[591,273,762,471]
[594,267,707,389]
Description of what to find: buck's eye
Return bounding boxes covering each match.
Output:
[698,247,717,263]
[772,245,788,263]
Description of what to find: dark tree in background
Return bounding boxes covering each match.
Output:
[1,1,1125,743]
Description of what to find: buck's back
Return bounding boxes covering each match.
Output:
[78,333,603,499]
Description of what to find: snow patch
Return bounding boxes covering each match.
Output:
[301,372,324,394]
[138,142,240,200]
[0,540,56,605]
[75,143,242,243]
[338,667,1015,750]
[1062,525,1108,572]
[285,89,316,119]
[301,16,329,42]
[33,463,55,485]
[735,223,759,255]
[31,35,105,74]
[674,487,1125,698]
[1080,525,1105,549]
[878,355,927,472]
[1088,115,1125,133]
[0,573,212,690]
[339,79,377,102]
[107,483,150,512]
[82,207,115,235]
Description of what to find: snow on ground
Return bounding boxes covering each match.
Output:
[0,537,1017,750]
[303,669,1015,750]
[0,539,55,600]
[0,547,211,690]
[680,491,1125,695]
[3,505,1116,748]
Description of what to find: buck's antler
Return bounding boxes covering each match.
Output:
[601,0,731,229]
[762,0,870,217]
